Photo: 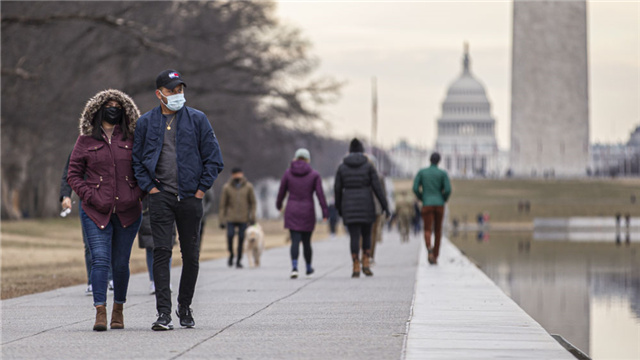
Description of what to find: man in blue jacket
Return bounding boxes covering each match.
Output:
[133,69,224,331]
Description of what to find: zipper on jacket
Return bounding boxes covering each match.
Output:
[102,131,116,215]
[174,112,181,201]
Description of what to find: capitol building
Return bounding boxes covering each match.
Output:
[434,44,503,177]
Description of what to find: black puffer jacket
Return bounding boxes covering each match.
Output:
[334,153,388,225]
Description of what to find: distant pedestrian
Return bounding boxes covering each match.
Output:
[199,188,215,249]
[625,213,631,232]
[394,191,414,243]
[60,152,113,295]
[625,213,631,244]
[276,148,328,278]
[138,197,175,295]
[412,202,421,235]
[133,69,224,331]
[219,167,257,269]
[67,89,143,331]
[368,156,387,265]
[328,203,339,236]
[334,138,389,278]
[412,152,451,265]
[451,218,460,237]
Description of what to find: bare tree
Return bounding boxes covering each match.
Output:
[1,1,342,218]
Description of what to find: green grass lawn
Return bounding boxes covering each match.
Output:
[395,178,640,224]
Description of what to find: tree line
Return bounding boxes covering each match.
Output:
[2,1,349,219]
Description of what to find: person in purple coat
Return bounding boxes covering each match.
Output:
[276,148,329,278]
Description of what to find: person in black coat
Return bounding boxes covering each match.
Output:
[334,138,389,278]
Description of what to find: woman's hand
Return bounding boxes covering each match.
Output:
[61,197,72,210]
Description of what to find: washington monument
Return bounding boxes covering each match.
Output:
[510,0,589,177]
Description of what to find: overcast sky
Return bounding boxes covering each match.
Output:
[276,0,639,150]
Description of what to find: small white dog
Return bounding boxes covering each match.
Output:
[244,224,265,267]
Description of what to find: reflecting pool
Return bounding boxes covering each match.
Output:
[450,232,640,360]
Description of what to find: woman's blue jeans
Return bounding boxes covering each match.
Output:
[79,200,112,285]
[80,207,141,306]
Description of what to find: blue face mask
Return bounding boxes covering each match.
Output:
[159,92,186,111]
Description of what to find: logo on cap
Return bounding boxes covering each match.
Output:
[169,72,179,79]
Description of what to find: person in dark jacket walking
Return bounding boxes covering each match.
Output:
[412,152,451,265]
[276,148,329,278]
[67,89,143,331]
[328,203,339,236]
[60,152,113,295]
[133,69,224,331]
[334,139,389,278]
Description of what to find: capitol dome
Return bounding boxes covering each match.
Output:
[447,74,487,97]
[441,44,492,110]
[435,43,498,177]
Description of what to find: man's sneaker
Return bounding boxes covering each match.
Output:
[176,305,195,328]
[85,284,93,295]
[236,263,243,269]
[149,281,155,295]
[290,269,299,279]
[306,268,315,277]
[151,313,174,331]
[108,280,114,291]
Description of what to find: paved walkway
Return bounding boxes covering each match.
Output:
[1,230,573,359]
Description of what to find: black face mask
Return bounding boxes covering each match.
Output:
[103,107,122,125]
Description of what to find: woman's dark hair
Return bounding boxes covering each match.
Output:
[91,101,132,141]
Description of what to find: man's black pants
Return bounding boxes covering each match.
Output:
[149,191,203,315]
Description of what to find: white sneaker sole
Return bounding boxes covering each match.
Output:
[151,322,174,331]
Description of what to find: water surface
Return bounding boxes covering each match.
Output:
[450,232,640,360]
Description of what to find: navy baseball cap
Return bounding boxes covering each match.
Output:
[156,69,187,90]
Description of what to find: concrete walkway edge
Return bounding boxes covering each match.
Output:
[404,237,575,359]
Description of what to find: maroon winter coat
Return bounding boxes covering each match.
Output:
[276,160,329,232]
[67,89,143,229]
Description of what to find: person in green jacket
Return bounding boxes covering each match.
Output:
[412,152,451,265]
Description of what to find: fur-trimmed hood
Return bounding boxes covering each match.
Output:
[79,89,140,136]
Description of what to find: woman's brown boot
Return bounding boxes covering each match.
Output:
[362,250,373,276]
[93,305,107,331]
[351,254,360,278]
[110,303,124,329]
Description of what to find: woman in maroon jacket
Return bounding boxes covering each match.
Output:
[67,89,143,331]
[276,148,329,278]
